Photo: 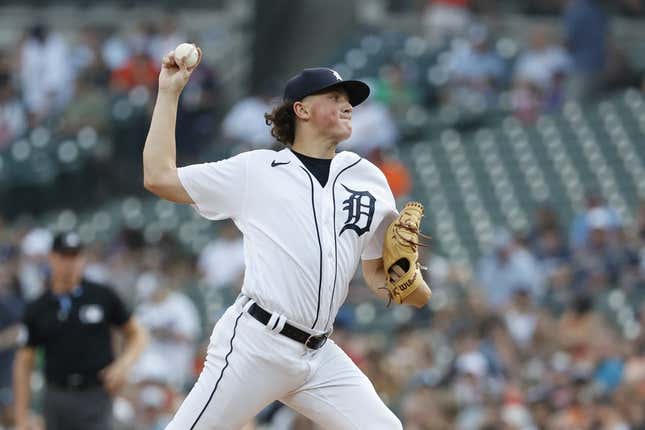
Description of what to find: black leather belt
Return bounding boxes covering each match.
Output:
[248,302,328,350]
[47,373,103,391]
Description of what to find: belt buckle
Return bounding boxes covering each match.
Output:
[67,374,84,389]
[305,334,328,350]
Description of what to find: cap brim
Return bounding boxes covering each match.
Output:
[318,80,371,107]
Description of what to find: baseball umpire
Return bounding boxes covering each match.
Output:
[143,47,431,429]
[13,232,147,430]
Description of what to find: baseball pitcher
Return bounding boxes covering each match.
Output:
[143,46,432,430]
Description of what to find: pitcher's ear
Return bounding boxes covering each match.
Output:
[293,101,310,120]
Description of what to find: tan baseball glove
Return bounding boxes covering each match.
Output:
[382,201,429,305]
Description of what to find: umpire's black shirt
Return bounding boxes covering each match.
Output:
[22,279,131,387]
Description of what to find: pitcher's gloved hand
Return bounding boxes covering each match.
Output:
[382,201,430,305]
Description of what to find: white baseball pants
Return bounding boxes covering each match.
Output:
[165,296,402,430]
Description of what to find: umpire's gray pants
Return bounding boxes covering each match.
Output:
[44,385,112,430]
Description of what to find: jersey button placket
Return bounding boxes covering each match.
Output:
[323,199,335,259]
[321,190,336,331]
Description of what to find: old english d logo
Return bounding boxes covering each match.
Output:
[339,184,375,237]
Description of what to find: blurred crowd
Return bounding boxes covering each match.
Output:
[418,0,638,126]
[1,193,645,429]
[0,14,222,161]
[2,1,644,169]
[222,0,643,160]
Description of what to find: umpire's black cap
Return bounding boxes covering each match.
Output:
[283,68,370,107]
[51,231,83,255]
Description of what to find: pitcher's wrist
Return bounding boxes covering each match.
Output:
[157,87,181,99]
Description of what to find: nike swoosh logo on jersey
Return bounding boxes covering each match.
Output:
[271,160,291,167]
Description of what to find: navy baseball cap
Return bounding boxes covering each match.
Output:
[283,68,370,107]
[51,231,83,255]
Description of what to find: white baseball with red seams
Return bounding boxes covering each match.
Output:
[164,148,403,429]
[174,43,199,68]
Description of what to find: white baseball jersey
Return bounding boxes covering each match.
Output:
[177,147,398,334]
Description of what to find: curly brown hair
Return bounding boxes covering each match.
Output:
[264,100,295,145]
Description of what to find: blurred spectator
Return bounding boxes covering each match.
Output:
[103,21,160,77]
[176,62,222,161]
[563,0,609,100]
[373,63,421,122]
[503,288,551,353]
[510,80,544,124]
[514,26,571,91]
[445,24,505,113]
[544,68,568,112]
[110,48,159,93]
[541,263,575,316]
[128,21,160,65]
[19,23,74,122]
[533,227,570,277]
[594,343,626,395]
[102,25,132,71]
[477,229,544,308]
[511,25,571,122]
[477,316,513,379]
[222,87,275,151]
[368,148,412,200]
[528,204,561,244]
[592,401,631,430]
[500,400,536,430]
[71,25,111,87]
[572,207,634,290]
[452,331,499,430]
[58,71,111,136]
[401,386,452,429]
[148,15,186,62]
[83,244,112,285]
[423,0,472,43]
[71,25,100,71]
[339,97,398,156]
[131,271,200,390]
[624,303,645,378]
[0,61,27,150]
[126,380,176,429]
[557,294,614,375]
[197,221,245,291]
[569,190,621,250]
[0,250,24,428]
[17,228,52,300]
[603,41,640,93]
